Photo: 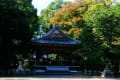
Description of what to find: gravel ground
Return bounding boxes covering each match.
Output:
[0,75,119,80]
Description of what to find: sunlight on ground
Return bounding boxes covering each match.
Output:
[0,76,119,80]
[0,78,119,80]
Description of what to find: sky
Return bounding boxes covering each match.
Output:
[32,0,74,15]
[32,0,120,15]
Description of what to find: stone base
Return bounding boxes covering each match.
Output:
[101,68,113,78]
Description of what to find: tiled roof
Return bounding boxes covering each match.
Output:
[32,24,80,45]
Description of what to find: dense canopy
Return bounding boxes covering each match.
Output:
[0,0,38,69]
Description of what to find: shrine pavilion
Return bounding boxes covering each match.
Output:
[32,24,81,72]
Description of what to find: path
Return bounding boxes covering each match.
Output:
[0,75,119,80]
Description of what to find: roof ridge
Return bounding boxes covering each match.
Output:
[32,24,81,45]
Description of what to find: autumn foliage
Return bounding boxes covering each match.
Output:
[50,0,109,39]
[50,1,87,39]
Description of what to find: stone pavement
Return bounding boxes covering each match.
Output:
[0,75,120,80]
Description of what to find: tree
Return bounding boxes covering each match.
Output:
[50,0,108,39]
[85,2,120,52]
[37,0,70,35]
[81,2,120,70]
[50,1,86,39]
[0,0,38,70]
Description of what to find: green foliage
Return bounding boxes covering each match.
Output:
[80,2,120,70]
[85,3,120,49]
[37,0,70,35]
[50,0,111,39]
[23,59,29,69]
[49,53,57,60]
[0,0,38,69]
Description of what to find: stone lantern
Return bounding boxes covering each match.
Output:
[16,55,24,72]
[101,57,113,77]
